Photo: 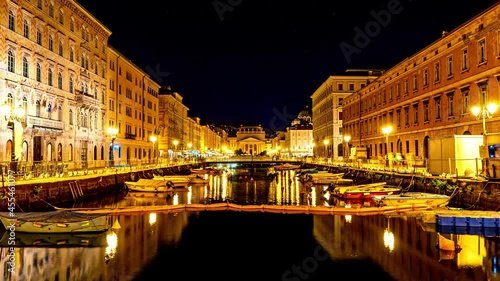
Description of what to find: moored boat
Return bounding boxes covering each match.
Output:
[341,186,401,199]
[0,230,108,247]
[373,192,451,207]
[0,211,109,234]
[333,182,387,195]
[274,164,301,170]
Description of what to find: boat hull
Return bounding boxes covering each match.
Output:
[342,187,401,199]
[0,211,108,234]
[373,192,450,207]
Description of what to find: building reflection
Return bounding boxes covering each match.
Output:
[313,215,500,281]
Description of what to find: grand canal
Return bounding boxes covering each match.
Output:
[1,165,500,281]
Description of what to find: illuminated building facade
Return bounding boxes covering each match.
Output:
[106,47,159,165]
[0,0,111,172]
[284,106,314,157]
[311,70,380,160]
[236,125,266,155]
[342,2,500,168]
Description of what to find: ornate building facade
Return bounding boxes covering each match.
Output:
[342,2,500,170]
[311,70,380,160]
[1,0,111,173]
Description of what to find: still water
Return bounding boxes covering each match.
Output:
[1,166,500,281]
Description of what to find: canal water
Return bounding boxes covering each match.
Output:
[1,165,499,281]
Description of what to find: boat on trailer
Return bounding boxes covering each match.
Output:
[0,210,108,234]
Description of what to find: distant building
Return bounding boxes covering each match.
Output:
[236,125,266,155]
[311,69,381,160]
[284,106,314,157]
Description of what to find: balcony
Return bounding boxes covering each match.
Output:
[125,133,136,140]
[75,90,98,105]
[27,116,64,131]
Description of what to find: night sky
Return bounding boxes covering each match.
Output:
[76,0,497,130]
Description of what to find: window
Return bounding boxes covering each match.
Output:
[58,72,63,89]
[396,83,400,98]
[69,109,73,125]
[478,38,486,64]
[404,107,409,126]
[70,18,74,32]
[396,110,401,128]
[479,83,488,105]
[36,63,41,81]
[412,74,417,91]
[58,9,64,25]
[69,47,74,62]
[48,35,53,51]
[434,62,440,82]
[434,97,441,120]
[461,88,469,115]
[23,19,30,38]
[22,57,29,77]
[36,100,41,117]
[337,83,343,91]
[446,56,453,77]
[48,68,53,86]
[48,2,54,17]
[7,51,15,73]
[447,93,454,117]
[37,0,42,9]
[58,40,63,56]
[423,101,429,122]
[36,28,42,44]
[413,104,418,124]
[461,48,468,71]
[348,83,354,91]
[69,76,74,93]
[423,69,428,87]
[8,11,15,31]
[389,87,393,101]
[404,79,408,94]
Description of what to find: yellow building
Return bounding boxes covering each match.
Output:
[106,47,159,166]
[0,0,111,173]
[311,70,380,160]
[285,106,314,157]
[236,125,266,155]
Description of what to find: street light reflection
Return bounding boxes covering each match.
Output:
[383,229,395,252]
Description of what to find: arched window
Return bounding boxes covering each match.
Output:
[58,40,63,56]
[69,47,74,62]
[57,106,62,121]
[47,143,53,162]
[69,76,74,93]
[7,51,15,72]
[69,144,73,161]
[36,62,41,82]
[69,109,73,125]
[7,93,13,108]
[48,35,53,51]
[35,100,41,117]
[48,68,53,86]
[22,57,29,77]
[57,143,62,161]
[94,145,97,161]
[8,11,15,31]
[70,18,74,32]
[22,97,28,111]
[23,19,29,38]
[57,72,63,89]
[36,28,42,44]
[101,146,104,160]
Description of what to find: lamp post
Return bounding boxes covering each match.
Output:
[107,127,118,167]
[472,103,498,177]
[344,135,351,162]
[323,139,329,162]
[1,102,25,174]
[150,135,157,165]
[382,126,393,170]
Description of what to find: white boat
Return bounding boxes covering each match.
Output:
[373,192,451,207]
[125,179,187,192]
[153,174,208,184]
[274,164,301,170]
[0,211,108,234]
[333,182,387,195]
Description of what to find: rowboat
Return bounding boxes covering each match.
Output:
[125,179,188,192]
[153,175,208,184]
[373,192,451,207]
[0,230,108,247]
[333,182,387,195]
[0,211,109,233]
[191,168,216,174]
[274,164,301,170]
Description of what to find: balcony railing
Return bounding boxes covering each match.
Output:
[27,116,64,130]
[125,133,136,140]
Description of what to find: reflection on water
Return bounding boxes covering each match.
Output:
[2,166,500,280]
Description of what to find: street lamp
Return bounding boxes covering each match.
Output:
[472,102,498,177]
[107,127,118,167]
[344,135,351,162]
[323,139,329,161]
[1,102,25,174]
[382,125,393,170]
[150,135,157,164]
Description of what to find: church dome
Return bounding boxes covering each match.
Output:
[297,106,312,119]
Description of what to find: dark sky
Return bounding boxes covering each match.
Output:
[76,0,497,131]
